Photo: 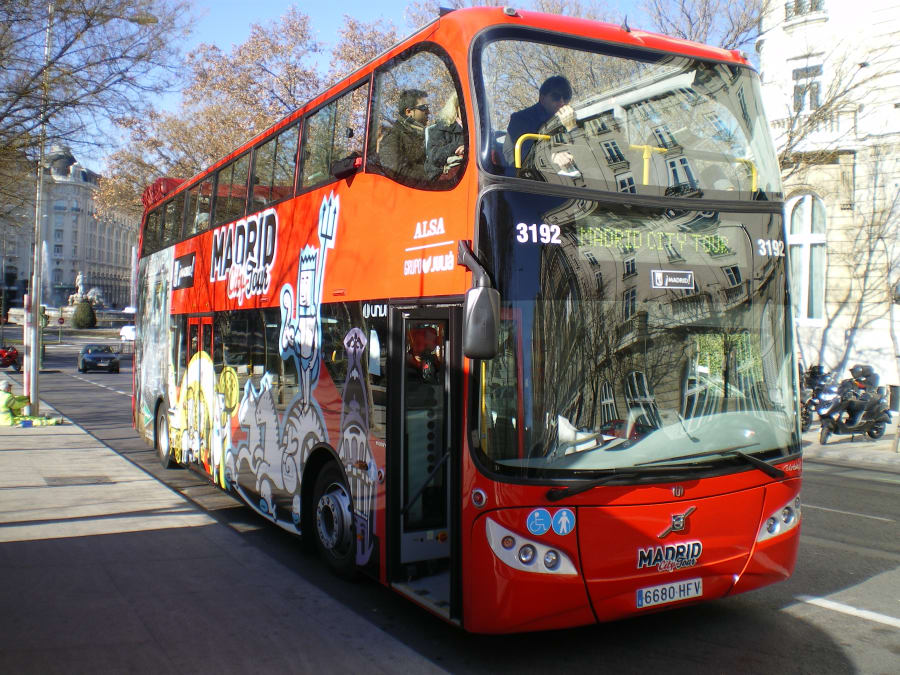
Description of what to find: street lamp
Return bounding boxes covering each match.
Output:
[27,2,157,413]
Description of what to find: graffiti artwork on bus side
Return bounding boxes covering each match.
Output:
[136,248,173,437]
[225,193,377,564]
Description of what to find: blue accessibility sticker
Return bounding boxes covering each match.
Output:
[552,508,575,535]
[526,508,552,536]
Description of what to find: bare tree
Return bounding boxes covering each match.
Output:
[640,0,770,51]
[0,0,190,161]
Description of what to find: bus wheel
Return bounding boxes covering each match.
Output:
[156,405,175,469]
[313,464,355,578]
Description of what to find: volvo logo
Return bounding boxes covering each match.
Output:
[672,485,684,497]
[658,506,696,539]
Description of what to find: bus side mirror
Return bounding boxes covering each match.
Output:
[463,286,499,359]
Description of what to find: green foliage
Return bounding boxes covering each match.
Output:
[72,301,97,329]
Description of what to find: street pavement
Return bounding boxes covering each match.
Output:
[0,401,446,674]
[0,398,897,673]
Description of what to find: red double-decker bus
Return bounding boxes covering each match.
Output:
[134,7,801,633]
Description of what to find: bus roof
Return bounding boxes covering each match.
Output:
[141,6,748,212]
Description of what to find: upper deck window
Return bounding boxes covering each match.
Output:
[474,29,782,200]
[367,44,467,190]
[212,153,250,228]
[251,122,299,209]
[299,82,368,190]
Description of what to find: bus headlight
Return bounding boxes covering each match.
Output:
[484,517,577,576]
[757,495,801,542]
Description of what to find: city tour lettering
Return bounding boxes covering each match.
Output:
[210,208,278,304]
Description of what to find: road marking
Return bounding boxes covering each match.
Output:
[804,504,894,522]
[795,595,900,629]
[70,373,131,397]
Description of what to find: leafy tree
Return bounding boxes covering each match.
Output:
[72,300,96,329]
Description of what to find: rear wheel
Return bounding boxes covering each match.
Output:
[156,404,175,468]
[867,421,886,440]
[313,464,356,578]
[819,420,832,445]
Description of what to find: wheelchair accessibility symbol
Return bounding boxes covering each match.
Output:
[526,508,551,535]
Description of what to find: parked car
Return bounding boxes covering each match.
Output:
[78,344,120,373]
[119,324,135,341]
[598,418,655,441]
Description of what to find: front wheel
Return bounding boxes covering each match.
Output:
[867,421,886,440]
[156,404,175,468]
[313,464,356,578]
[819,420,832,445]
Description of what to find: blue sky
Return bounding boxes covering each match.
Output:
[190,0,415,53]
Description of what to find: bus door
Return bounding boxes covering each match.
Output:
[185,316,214,474]
[390,306,461,620]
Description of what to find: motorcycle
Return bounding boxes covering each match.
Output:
[800,365,836,432]
[819,365,892,443]
[0,345,21,372]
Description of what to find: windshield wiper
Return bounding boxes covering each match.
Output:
[635,443,786,479]
[545,465,713,502]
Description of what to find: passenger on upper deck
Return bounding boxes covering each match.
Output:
[379,89,430,183]
[503,75,578,169]
[425,92,465,181]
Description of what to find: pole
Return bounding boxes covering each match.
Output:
[28,1,53,414]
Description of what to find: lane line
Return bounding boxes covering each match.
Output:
[804,504,894,523]
[70,373,131,398]
[795,595,900,629]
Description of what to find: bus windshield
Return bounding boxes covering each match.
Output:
[473,193,799,479]
[476,29,782,201]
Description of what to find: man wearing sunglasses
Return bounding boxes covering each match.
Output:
[379,88,430,183]
[503,75,577,169]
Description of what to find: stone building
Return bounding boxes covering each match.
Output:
[757,0,900,384]
[0,146,138,309]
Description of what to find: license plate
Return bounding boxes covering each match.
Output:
[636,578,702,608]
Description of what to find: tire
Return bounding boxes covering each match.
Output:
[156,404,175,468]
[867,422,886,440]
[819,420,832,445]
[313,464,356,578]
[13,359,21,373]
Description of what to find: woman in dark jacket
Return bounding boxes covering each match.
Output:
[425,93,465,181]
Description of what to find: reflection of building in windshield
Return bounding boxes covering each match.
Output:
[520,63,765,197]
[529,204,785,443]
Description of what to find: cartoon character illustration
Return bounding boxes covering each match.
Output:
[229,193,339,532]
[338,327,377,565]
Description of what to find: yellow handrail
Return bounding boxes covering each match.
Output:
[628,144,668,185]
[514,133,551,168]
[735,158,758,192]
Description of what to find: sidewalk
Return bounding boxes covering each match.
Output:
[0,403,445,674]
[801,419,900,472]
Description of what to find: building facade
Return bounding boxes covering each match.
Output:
[757,0,900,384]
[0,146,139,310]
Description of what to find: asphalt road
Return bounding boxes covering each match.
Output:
[5,341,899,674]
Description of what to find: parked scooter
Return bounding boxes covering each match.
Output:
[0,345,21,372]
[800,365,836,432]
[819,364,892,443]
